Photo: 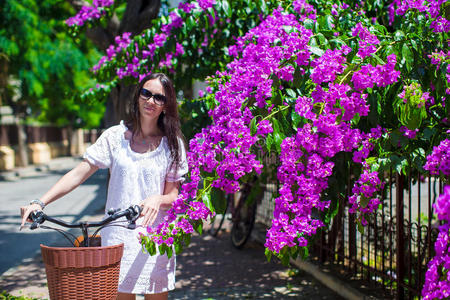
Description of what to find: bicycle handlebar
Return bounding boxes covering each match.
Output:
[29,205,142,230]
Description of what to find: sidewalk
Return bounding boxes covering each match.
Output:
[0,157,354,299]
[1,223,344,299]
[0,156,83,182]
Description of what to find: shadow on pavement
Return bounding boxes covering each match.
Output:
[171,226,344,299]
[0,169,108,275]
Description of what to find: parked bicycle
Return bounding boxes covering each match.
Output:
[209,178,265,249]
[27,205,141,300]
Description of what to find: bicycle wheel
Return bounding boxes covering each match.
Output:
[208,197,229,237]
[231,197,257,249]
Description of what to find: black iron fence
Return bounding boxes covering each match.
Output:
[256,170,446,299]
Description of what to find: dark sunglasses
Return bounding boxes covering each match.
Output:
[139,88,167,106]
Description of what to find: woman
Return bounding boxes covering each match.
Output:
[20,73,188,300]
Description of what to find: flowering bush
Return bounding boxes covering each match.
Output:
[69,0,449,293]
[422,186,450,299]
[422,137,450,298]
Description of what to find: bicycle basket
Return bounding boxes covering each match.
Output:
[40,243,123,300]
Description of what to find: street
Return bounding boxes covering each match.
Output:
[0,162,108,274]
[0,159,344,299]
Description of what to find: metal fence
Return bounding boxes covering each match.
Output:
[256,171,446,299]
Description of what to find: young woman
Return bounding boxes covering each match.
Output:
[20,73,188,300]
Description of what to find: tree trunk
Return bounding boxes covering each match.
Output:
[66,125,73,156]
[15,117,28,167]
[104,84,136,127]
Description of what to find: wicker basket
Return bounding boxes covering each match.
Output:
[40,243,124,300]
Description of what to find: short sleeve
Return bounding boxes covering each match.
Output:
[83,129,114,169]
[166,138,188,183]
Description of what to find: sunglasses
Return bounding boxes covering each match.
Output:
[139,88,167,106]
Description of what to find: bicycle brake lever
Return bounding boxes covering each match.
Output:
[127,205,141,222]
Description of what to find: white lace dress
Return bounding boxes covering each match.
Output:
[83,121,188,294]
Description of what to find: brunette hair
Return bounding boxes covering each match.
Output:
[126,73,186,171]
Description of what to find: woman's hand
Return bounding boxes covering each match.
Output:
[140,195,163,227]
[20,203,42,230]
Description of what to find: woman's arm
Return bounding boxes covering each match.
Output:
[140,181,181,227]
[20,159,99,228]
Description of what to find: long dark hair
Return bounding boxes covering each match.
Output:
[126,73,186,171]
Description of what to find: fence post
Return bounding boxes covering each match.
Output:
[396,173,405,300]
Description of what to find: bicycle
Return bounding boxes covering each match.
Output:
[209,178,264,249]
[27,205,141,300]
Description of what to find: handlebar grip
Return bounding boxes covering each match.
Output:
[132,205,142,215]
[29,210,45,230]
[126,205,142,222]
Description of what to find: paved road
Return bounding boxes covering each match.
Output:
[1,224,343,299]
[0,160,108,274]
[0,157,344,299]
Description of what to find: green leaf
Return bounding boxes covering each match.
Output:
[211,188,227,214]
[250,116,258,136]
[290,246,299,260]
[193,220,203,235]
[299,246,309,260]
[184,233,191,247]
[281,252,290,266]
[158,244,166,255]
[394,30,405,41]
[202,191,214,213]
[175,243,183,255]
[265,248,273,262]
[291,111,302,130]
[423,127,435,140]
[309,46,324,57]
[303,19,314,30]
[401,44,413,72]
[360,195,370,208]
[166,245,173,258]
[221,0,232,18]
[357,221,365,234]
[330,38,346,48]
[271,118,285,154]
[285,88,296,98]
[265,133,274,152]
[372,53,385,65]
[259,0,268,14]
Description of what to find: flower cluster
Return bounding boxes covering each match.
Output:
[292,0,317,21]
[388,0,449,33]
[424,137,450,176]
[348,169,385,225]
[434,185,450,222]
[399,126,418,139]
[146,7,315,245]
[428,49,450,95]
[351,54,400,90]
[310,48,349,84]
[265,21,400,253]
[89,1,217,79]
[198,0,216,10]
[92,32,132,73]
[422,186,450,299]
[66,0,114,27]
[351,22,380,59]
[398,82,431,108]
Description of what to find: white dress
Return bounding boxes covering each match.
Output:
[83,121,188,294]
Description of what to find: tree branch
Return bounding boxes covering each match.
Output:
[119,0,161,34]
[85,27,114,50]
[66,0,90,11]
